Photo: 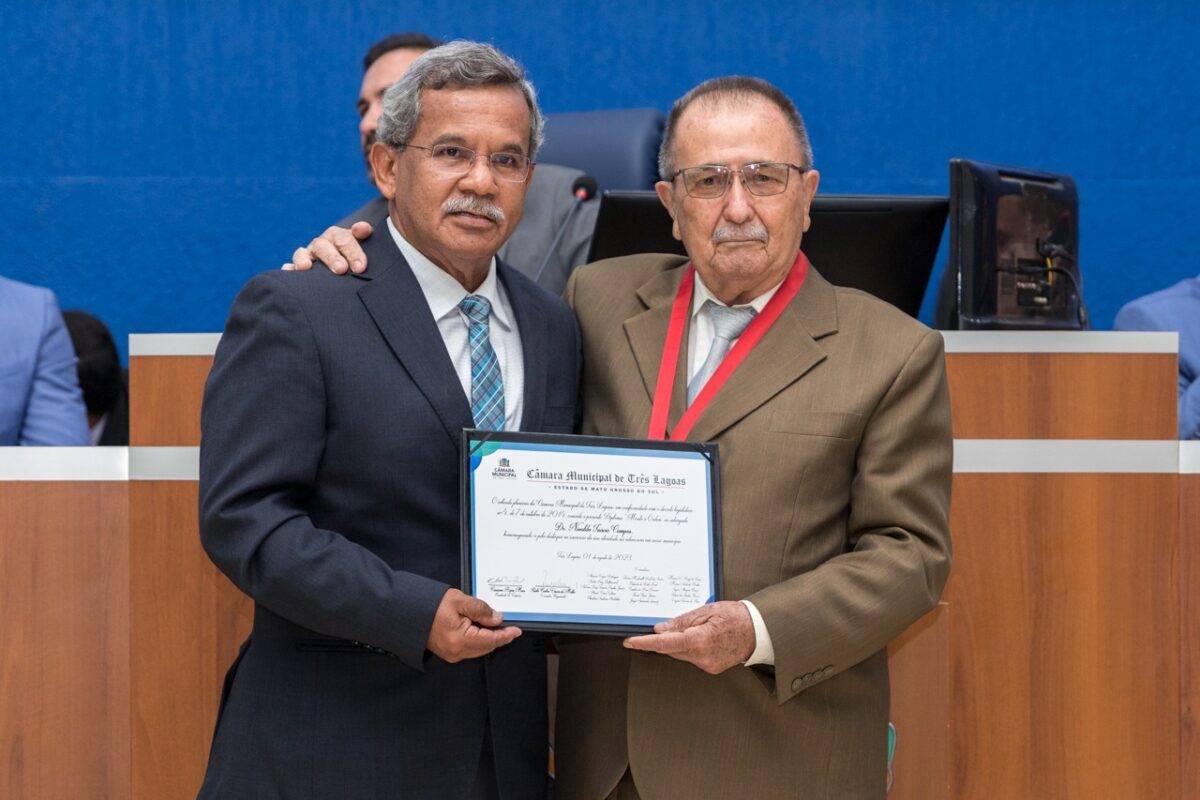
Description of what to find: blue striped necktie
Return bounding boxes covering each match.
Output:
[459,295,505,430]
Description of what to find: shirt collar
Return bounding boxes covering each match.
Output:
[691,268,783,322]
[387,217,512,330]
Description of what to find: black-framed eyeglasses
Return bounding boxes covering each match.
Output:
[669,161,807,199]
[403,143,534,183]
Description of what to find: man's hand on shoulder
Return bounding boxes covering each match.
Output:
[623,600,755,674]
[282,221,374,274]
[426,588,522,663]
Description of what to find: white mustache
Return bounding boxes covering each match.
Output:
[443,195,506,222]
[712,224,768,244]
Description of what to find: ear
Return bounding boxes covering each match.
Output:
[799,169,821,232]
[369,142,400,199]
[655,180,683,242]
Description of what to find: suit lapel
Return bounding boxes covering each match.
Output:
[623,259,690,418]
[355,232,475,450]
[498,261,548,431]
[686,267,839,442]
[623,257,840,443]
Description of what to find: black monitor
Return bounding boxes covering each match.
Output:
[949,158,1086,330]
[587,191,947,317]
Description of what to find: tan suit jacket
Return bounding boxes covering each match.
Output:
[557,253,952,800]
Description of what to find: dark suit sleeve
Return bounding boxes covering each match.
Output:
[550,196,600,293]
[336,196,387,229]
[749,328,953,703]
[199,273,448,670]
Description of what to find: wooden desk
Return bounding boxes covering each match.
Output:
[1180,441,1200,796]
[0,450,130,798]
[2,331,1193,798]
[888,331,1184,799]
[128,335,250,799]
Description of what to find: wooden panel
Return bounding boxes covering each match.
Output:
[130,481,252,800]
[946,353,1177,439]
[132,352,1180,445]
[887,603,950,800]
[0,482,130,799]
[129,356,214,446]
[946,474,1178,799]
[119,348,1185,799]
[1182,474,1200,798]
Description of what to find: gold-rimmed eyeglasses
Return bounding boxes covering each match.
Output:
[403,143,534,183]
[669,161,807,199]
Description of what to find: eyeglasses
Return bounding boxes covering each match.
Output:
[669,161,807,199]
[403,143,533,183]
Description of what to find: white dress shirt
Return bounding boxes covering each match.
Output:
[688,271,784,667]
[388,218,524,431]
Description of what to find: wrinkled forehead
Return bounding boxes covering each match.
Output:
[413,84,533,150]
[672,94,803,165]
[416,83,530,123]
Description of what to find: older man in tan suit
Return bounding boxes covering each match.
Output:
[554,77,952,800]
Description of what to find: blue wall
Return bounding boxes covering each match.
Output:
[3,1,1197,359]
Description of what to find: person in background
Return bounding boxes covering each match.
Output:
[1114,273,1200,439]
[0,275,88,445]
[286,31,599,294]
[62,310,129,446]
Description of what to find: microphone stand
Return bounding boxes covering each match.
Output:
[532,176,597,289]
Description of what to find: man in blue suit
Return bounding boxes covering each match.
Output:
[1114,273,1200,440]
[198,41,579,798]
[0,276,88,445]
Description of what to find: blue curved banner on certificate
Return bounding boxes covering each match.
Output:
[463,431,722,634]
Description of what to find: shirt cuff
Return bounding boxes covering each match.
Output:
[740,599,775,666]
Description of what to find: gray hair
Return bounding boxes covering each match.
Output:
[376,40,544,160]
[657,76,814,181]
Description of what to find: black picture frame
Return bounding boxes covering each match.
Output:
[460,429,723,635]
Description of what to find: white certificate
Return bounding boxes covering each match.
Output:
[462,430,722,634]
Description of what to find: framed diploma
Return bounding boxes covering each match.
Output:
[461,429,722,635]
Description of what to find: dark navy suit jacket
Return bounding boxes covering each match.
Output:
[197,221,580,798]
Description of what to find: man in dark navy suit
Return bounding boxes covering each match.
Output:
[198,41,579,799]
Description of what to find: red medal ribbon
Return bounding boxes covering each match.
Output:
[647,249,810,441]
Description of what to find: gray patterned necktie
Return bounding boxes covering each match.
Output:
[459,295,505,430]
[687,301,757,406]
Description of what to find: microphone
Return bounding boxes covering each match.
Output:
[532,174,598,288]
[571,175,598,202]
